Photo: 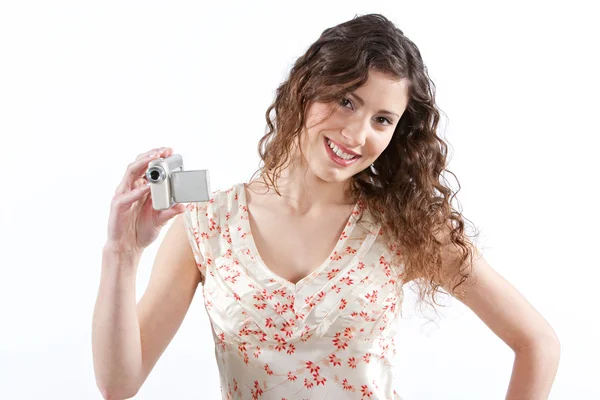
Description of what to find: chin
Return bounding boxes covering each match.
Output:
[314,162,360,184]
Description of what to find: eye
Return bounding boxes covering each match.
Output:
[340,97,354,109]
[339,97,393,126]
[375,116,392,125]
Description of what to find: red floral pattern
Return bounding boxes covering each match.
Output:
[183,183,406,399]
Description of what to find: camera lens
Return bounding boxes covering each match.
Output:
[146,166,166,183]
[150,170,160,180]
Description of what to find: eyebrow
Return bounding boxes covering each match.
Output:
[349,92,400,119]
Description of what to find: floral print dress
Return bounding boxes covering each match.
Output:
[183,183,406,400]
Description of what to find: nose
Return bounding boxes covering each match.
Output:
[340,116,369,147]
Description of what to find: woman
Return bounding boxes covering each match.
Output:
[92,14,560,399]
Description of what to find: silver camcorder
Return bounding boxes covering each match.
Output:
[145,153,211,210]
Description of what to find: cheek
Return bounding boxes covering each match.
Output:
[367,136,393,159]
[305,103,334,128]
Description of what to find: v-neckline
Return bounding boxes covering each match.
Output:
[236,182,363,291]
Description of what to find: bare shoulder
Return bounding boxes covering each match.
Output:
[434,230,560,351]
[148,213,202,283]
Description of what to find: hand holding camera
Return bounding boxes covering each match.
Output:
[105,147,191,254]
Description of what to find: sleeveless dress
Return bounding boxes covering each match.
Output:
[183,182,406,400]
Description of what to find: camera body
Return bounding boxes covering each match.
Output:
[145,154,211,210]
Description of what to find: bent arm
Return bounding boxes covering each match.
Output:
[92,246,143,399]
[444,244,560,399]
[92,214,202,399]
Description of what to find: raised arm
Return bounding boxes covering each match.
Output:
[92,147,201,399]
[93,214,201,399]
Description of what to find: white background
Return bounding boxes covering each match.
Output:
[1,1,598,399]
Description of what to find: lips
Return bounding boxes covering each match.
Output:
[324,137,361,166]
[325,137,361,157]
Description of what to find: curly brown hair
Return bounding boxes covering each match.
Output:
[248,13,480,318]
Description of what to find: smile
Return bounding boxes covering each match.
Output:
[324,137,361,166]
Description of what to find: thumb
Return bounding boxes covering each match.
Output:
[156,203,187,226]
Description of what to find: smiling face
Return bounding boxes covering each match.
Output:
[297,69,410,184]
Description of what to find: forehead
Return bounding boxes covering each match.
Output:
[354,70,410,113]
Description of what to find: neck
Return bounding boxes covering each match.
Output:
[252,153,357,214]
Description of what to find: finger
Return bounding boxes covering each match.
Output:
[114,153,159,196]
[112,183,152,210]
[115,148,161,195]
[129,148,175,191]
[115,148,171,195]
[155,203,187,227]
[136,147,173,161]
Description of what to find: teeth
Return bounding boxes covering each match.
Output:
[327,139,356,160]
